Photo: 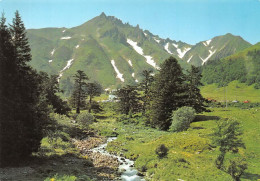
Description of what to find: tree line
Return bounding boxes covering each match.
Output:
[116,56,207,130]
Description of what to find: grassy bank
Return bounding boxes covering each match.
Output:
[92,104,260,181]
[201,80,260,103]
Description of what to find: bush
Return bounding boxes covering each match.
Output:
[169,107,195,132]
[76,112,95,128]
[155,144,168,159]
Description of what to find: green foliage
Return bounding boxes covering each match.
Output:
[86,81,102,113]
[69,70,88,113]
[212,119,247,180]
[227,158,248,181]
[149,57,186,130]
[139,69,154,114]
[44,174,77,181]
[185,65,207,113]
[116,85,141,115]
[202,43,260,88]
[212,119,245,154]
[38,72,71,115]
[169,107,196,132]
[155,144,168,159]
[0,12,50,166]
[76,112,95,128]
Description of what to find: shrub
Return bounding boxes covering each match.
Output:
[76,112,95,128]
[169,107,196,132]
[155,144,168,159]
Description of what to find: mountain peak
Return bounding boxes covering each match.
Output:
[100,12,107,18]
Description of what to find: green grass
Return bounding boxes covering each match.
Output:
[201,80,260,102]
[92,103,260,181]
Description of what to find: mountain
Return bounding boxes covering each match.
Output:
[182,33,251,66]
[27,13,252,93]
[201,42,260,88]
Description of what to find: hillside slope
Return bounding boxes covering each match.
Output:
[27,13,252,92]
[202,43,260,88]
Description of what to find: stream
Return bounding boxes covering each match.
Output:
[91,137,145,181]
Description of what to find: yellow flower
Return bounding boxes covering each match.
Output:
[50,178,55,181]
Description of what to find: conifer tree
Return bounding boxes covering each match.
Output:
[149,56,186,130]
[10,10,31,67]
[70,70,88,113]
[0,12,49,166]
[139,69,154,114]
[185,65,207,113]
[116,85,141,116]
[86,82,102,113]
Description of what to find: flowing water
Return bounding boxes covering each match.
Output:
[91,137,145,181]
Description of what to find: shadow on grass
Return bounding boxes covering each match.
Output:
[241,172,260,180]
[193,115,220,122]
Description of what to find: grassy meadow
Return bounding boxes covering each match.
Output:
[91,104,260,181]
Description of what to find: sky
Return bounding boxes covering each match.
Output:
[1,0,260,45]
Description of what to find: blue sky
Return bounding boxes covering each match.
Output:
[1,0,260,45]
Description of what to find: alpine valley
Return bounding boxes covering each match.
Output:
[27,13,253,93]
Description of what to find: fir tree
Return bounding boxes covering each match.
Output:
[0,12,49,166]
[116,85,141,116]
[139,69,154,114]
[10,10,31,67]
[38,72,70,115]
[70,70,88,113]
[185,65,207,113]
[86,82,102,113]
[149,56,186,130]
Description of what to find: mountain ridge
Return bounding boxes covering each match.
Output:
[27,12,253,93]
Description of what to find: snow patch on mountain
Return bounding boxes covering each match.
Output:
[127,38,158,69]
[127,39,144,55]
[153,37,160,43]
[203,39,212,46]
[172,43,178,48]
[171,43,191,58]
[58,59,74,80]
[51,49,55,56]
[164,43,173,54]
[62,30,66,33]
[206,39,212,45]
[61,36,71,40]
[76,45,80,49]
[128,60,133,67]
[144,55,158,69]
[111,60,124,82]
[61,59,74,72]
[144,32,148,37]
[187,55,193,63]
[199,49,216,65]
[177,47,191,58]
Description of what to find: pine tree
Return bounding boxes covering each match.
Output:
[185,65,207,113]
[38,72,70,115]
[116,85,141,116]
[149,56,186,130]
[86,82,102,113]
[139,69,154,114]
[0,12,49,166]
[0,13,21,166]
[70,70,88,113]
[10,11,31,67]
